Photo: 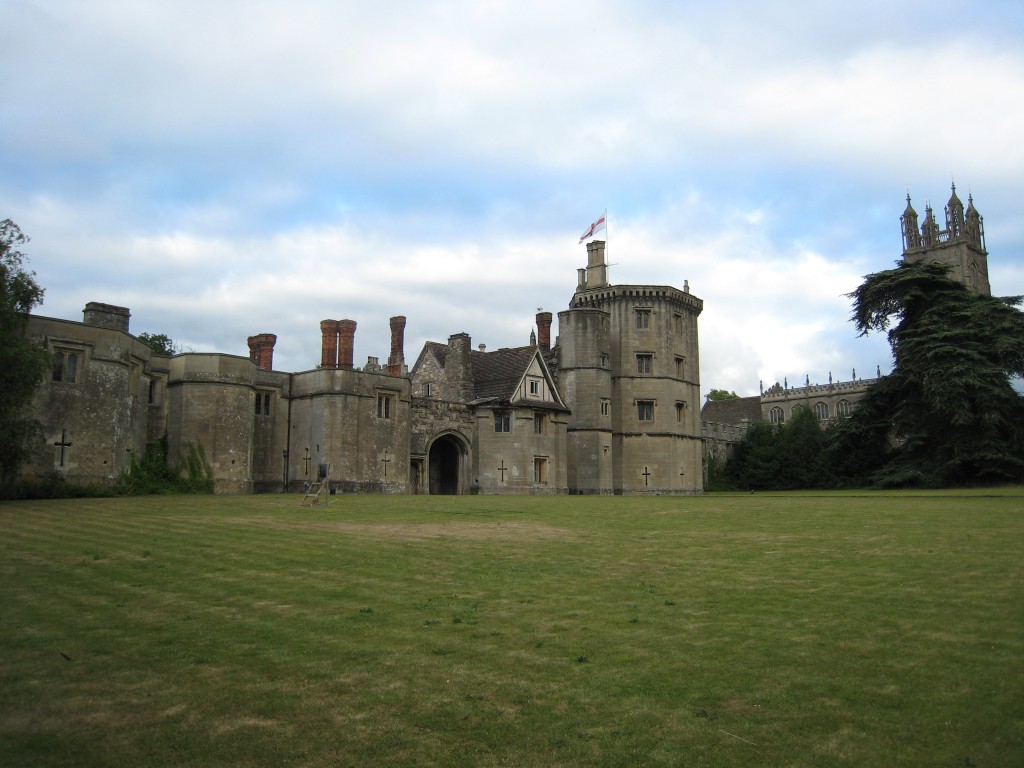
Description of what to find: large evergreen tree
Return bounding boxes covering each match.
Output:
[843,261,1024,486]
[0,219,51,483]
[726,406,830,490]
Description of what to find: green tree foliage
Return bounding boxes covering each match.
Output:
[0,219,51,483]
[706,389,741,401]
[726,406,830,490]
[137,332,179,355]
[844,261,1024,486]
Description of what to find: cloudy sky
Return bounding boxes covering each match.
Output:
[4,0,1023,398]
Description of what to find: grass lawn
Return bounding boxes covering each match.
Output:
[1,490,1022,767]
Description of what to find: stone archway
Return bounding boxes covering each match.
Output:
[428,433,467,495]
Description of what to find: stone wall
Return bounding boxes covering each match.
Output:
[166,354,256,494]
[27,313,161,485]
[287,366,411,494]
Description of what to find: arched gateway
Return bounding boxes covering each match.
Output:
[427,433,469,495]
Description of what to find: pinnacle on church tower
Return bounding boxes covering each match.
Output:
[945,182,965,238]
[901,194,921,251]
[921,202,940,247]
[899,186,990,296]
[965,192,985,248]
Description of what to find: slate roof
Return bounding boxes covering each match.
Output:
[700,396,762,425]
[470,346,538,401]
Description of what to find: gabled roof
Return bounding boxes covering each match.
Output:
[471,346,537,401]
[410,341,448,376]
[411,338,569,411]
[472,345,569,411]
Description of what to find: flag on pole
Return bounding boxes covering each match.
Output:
[579,210,608,243]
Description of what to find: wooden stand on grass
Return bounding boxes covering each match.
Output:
[301,463,331,507]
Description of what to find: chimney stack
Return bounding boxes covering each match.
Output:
[320,320,340,368]
[387,315,406,376]
[446,332,475,402]
[535,311,552,351]
[247,333,277,369]
[338,319,357,369]
[585,240,608,288]
[84,302,130,332]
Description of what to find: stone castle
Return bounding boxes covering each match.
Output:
[26,239,705,495]
[25,187,993,493]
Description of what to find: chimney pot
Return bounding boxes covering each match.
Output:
[320,320,340,368]
[387,315,407,376]
[536,311,553,351]
[338,319,357,369]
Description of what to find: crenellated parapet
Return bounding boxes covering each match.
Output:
[759,372,878,426]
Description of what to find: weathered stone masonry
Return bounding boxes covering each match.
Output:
[25,239,704,495]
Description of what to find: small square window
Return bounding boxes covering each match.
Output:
[636,354,652,374]
[495,412,511,432]
[255,392,272,416]
[637,400,654,421]
[635,309,651,329]
[377,393,395,419]
[52,350,79,383]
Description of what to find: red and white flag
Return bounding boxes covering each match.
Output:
[579,210,607,243]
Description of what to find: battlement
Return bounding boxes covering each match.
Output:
[761,376,879,402]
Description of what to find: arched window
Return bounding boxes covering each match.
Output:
[836,400,852,418]
[813,401,829,421]
[769,406,785,424]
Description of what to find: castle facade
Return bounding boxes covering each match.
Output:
[24,240,705,495]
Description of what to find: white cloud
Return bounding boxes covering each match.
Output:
[3,0,1022,403]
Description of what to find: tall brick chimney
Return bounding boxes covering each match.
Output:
[535,311,552,351]
[320,320,339,368]
[387,316,407,376]
[251,333,276,369]
[338,319,357,369]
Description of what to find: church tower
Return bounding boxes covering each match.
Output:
[901,184,990,296]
